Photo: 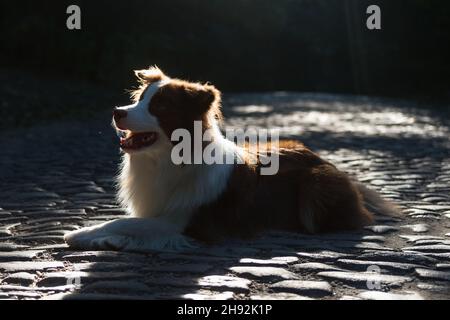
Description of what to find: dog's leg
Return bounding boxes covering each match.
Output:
[64,218,196,253]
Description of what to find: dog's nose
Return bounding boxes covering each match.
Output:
[113,108,127,122]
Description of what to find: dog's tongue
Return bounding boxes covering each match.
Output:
[120,132,158,150]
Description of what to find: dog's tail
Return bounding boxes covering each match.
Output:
[356,182,402,218]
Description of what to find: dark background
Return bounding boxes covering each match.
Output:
[1,0,450,127]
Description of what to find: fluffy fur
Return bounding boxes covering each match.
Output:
[65,66,399,252]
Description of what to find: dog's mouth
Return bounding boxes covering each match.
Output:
[119,131,158,151]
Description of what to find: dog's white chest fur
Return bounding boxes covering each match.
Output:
[117,143,234,230]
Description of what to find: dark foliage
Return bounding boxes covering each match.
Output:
[1,0,450,100]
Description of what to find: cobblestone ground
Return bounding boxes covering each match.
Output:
[1,93,449,300]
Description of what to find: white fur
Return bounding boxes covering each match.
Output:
[65,78,244,252]
[115,80,169,133]
[64,218,196,252]
[118,130,239,227]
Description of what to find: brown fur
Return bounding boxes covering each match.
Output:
[185,140,373,243]
[133,66,222,142]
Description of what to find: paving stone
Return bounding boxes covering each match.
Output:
[157,252,231,263]
[189,246,261,258]
[330,241,394,251]
[359,235,386,243]
[61,251,148,262]
[415,268,450,281]
[229,266,298,281]
[365,225,398,234]
[182,290,235,300]
[33,244,69,250]
[401,224,430,233]
[399,235,445,243]
[81,280,152,293]
[141,274,251,293]
[292,262,344,272]
[18,224,78,233]
[270,280,332,296]
[414,239,450,245]
[0,211,12,218]
[357,251,437,265]
[11,235,65,242]
[0,228,11,237]
[96,208,127,215]
[317,271,412,288]
[403,245,450,253]
[266,237,391,251]
[72,262,141,272]
[71,261,212,274]
[269,256,299,264]
[197,275,251,292]
[339,295,363,300]
[0,284,74,292]
[37,271,141,287]
[336,259,422,272]
[41,292,157,300]
[417,252,450,260]
[251,293,313,300]
[358,291,424,300]
[296,251,352,261]
[26,216,83,225]
[239,256,298,266]
[417,282,450,293]
[1,272,36,286]
[412,205,450,212]
[0,250,43,262]
[0,261,64,272]
[3,291,42,299]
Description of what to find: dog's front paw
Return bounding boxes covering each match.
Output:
[64,227,129,250]
[64,218,198,253]
[64,227,93,249]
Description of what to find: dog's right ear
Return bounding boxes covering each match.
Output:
[134,66,166,84]
[181,83,221,115]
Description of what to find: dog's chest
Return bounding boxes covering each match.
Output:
[121,156,233,226]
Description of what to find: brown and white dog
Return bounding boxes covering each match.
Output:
[65,67,397,252]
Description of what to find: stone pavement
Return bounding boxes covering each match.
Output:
[1,93,449,300]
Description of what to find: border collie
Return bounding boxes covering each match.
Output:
[65,66,398,252]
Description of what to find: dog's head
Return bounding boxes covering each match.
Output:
[113,66,222,155]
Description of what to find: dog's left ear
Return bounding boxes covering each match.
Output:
[134,66,166,83]
[184,84,221,114]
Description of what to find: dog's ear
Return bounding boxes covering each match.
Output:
[134,66,166,83]
[183,84,221,114]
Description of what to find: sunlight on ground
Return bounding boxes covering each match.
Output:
[228,103,447,138]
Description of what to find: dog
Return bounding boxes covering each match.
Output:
[65,66,398,252]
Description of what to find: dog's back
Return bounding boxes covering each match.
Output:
[185,140,377,243]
